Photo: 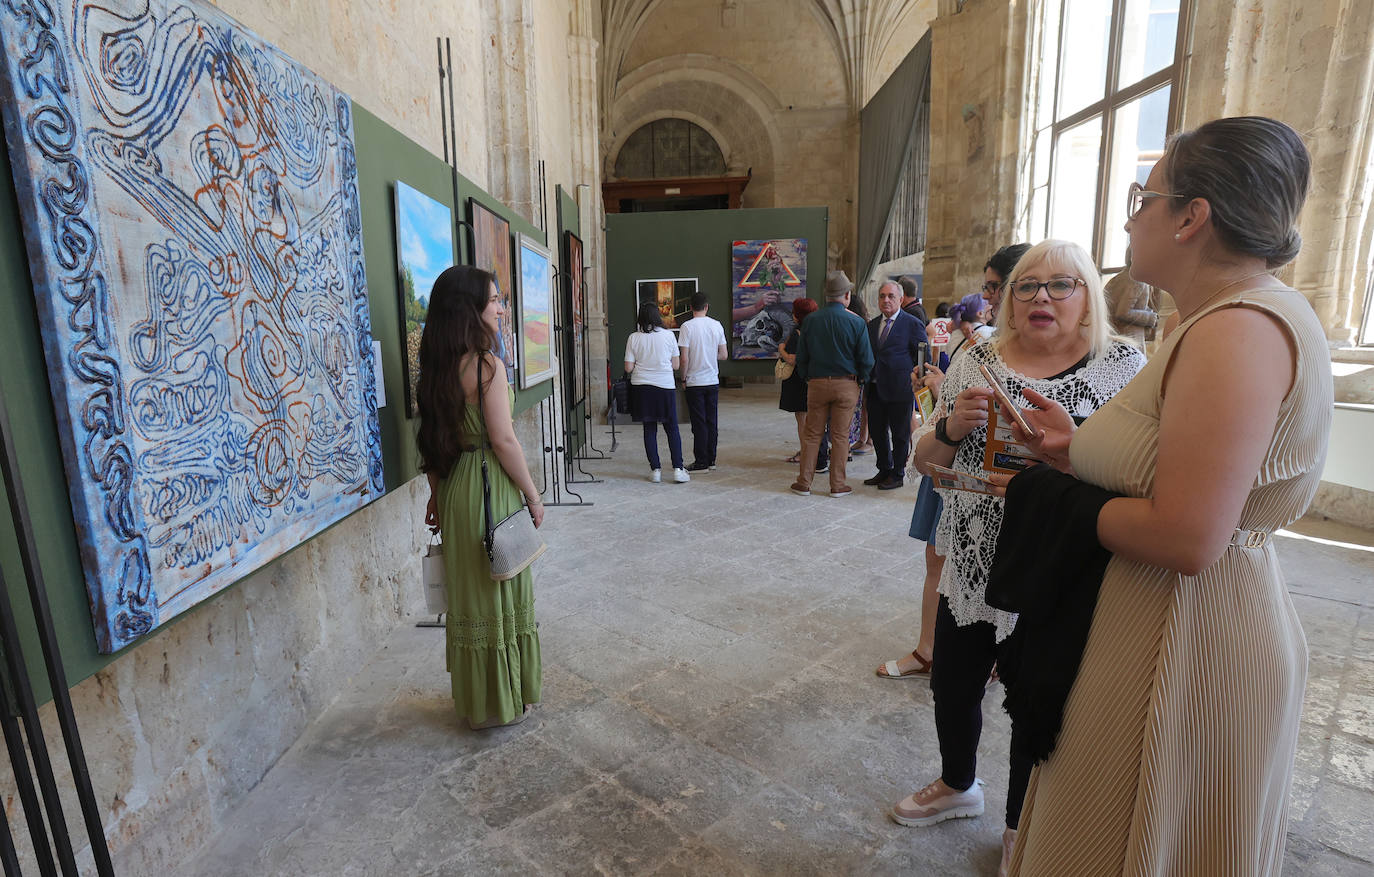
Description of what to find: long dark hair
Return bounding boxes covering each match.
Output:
[636,301,663,333]
[417,265,498,477]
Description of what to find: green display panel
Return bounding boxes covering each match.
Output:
[555,185,587,454]
[605,207,829,383]
[0,102,553,701]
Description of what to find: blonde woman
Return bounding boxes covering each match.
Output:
[895,240,1145,875]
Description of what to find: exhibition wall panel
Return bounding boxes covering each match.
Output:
[0,103,552,697]
[605,208,829,383]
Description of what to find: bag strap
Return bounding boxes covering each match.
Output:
[476,354,496,562]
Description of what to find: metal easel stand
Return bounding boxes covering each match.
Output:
[572,275,607,463]
[536,267,592,507]
[0,391,114,876]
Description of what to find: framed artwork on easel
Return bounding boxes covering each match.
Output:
[564,231,585,406]
[469,198,517,383]
[516,234,558,389]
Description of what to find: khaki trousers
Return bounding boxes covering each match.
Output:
[797,377,860,492]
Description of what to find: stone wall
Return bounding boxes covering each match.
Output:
[0,0,599,873]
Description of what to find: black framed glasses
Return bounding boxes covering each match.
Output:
[1010,277,1084,301]
[979,280,1005,296]
[1126,181,1184,220]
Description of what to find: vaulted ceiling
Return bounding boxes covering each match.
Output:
[598,0,932,121]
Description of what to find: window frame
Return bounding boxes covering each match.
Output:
[1037,0,1194,274]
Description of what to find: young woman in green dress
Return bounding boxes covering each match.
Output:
[418,266,545,729]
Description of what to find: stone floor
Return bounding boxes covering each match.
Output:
[179,385,1374,876]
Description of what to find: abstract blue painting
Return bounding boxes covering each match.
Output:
[0,0,384,652]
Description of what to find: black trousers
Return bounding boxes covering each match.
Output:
[866,388,913,478]
[930,595,1032,829]
[684,384,719,465]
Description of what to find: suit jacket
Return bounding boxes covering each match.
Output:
[867,310,927,403]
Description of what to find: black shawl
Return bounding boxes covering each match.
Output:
[987,465,1120,765]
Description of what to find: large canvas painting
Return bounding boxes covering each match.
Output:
[564,231,585,406]
[394,182,454,417]
[470,199,517,384]
[516,235,557,389]
[0,0,383,652]
[636,278,697,331]
[731,238,808,359]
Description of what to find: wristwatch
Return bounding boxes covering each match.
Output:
[934,417,961,447]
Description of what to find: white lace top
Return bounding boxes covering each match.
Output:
[933,339,1147,640]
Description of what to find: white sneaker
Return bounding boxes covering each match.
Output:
[890,778,985,827]
[649,469,661,483]
[672,467,690,483]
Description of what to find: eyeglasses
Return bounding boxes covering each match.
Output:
[1010,278,1084,301]
[1126,181,1184,220]
[980,281,1005,296]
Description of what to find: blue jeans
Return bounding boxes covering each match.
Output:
[684,384,719,465]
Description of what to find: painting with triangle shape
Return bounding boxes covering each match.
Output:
[731,238,807,360]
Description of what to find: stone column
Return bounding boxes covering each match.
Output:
[924,0,1028,306]
[482,0,542,223]
[1182,0,1374,344]
[567,0,610,417]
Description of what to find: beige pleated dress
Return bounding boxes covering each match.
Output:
[1009,287,1333,876]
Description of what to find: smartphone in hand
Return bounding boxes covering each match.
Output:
[978,364,1039,439]
[917,342,929,378]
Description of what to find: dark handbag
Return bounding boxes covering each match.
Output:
[612,374,632,414]
[476,356,547,581]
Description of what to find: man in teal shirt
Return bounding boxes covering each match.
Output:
[791,270,874,497]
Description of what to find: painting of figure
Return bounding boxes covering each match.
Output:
[517,235,557,389]
[470,199,518,384]
[0,0,383,652]
[636,279,697,331]
[731,238,808,359]
[394,182,454,417]
[564,231,586,405]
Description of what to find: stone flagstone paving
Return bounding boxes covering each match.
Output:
[180,385,1374,876]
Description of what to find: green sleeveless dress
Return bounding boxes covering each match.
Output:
[437,391,541,725]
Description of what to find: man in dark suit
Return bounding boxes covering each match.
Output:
[864,281,928,490]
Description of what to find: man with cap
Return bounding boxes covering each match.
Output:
[864,281,927,490]
[899,276,927,325]
[790,270,874,498]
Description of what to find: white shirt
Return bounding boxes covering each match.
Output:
[624,327,679,389]
[677,315,726,387]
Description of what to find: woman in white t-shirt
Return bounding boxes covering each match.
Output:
[624,302,689,483]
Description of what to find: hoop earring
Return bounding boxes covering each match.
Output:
[1007,313,1016,329]
[1080,315,1091,326]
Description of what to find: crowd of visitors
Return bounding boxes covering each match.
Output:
[417,115,1331,877]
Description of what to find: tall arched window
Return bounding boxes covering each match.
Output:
[1023,0,1192,272]
[613,119,726,180]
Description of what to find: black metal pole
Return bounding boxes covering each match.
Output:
[0,393,109,875]
[0,656,55,876]
[0,781,23,877]
[437,38,448,166]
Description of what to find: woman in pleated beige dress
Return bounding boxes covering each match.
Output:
[1004,117,1332,876]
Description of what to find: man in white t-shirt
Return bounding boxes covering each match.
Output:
[677,292,728,471]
